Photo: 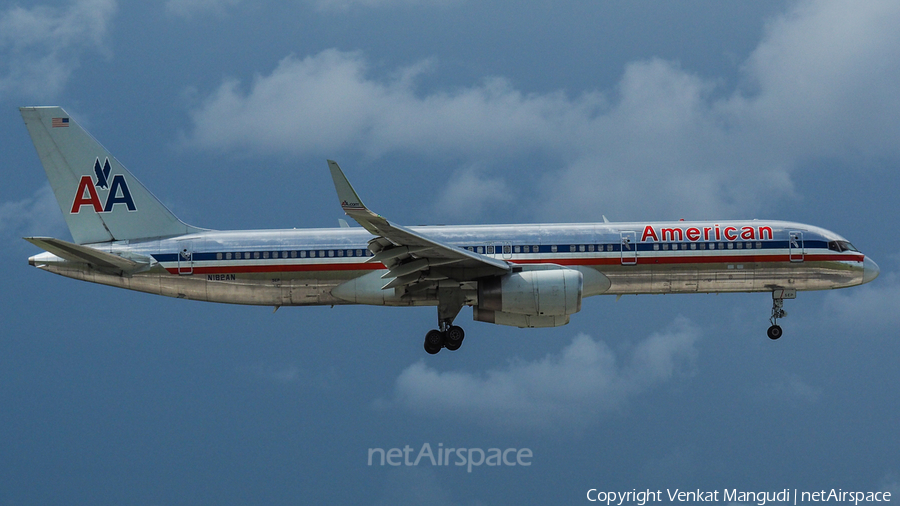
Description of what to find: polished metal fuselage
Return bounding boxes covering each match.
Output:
[29,219,869,308]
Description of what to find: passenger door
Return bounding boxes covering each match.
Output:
[620,231,637,265]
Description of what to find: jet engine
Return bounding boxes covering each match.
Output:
[474,268,583,328]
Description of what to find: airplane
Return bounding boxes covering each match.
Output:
[21,106,880,354]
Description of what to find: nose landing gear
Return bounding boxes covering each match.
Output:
[767,289,795,340]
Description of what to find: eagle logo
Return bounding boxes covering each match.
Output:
[93,158,112,189]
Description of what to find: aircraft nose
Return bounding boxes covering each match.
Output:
[862,256,880,284]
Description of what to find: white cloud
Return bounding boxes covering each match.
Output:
[0,0,117,99]
[733,0,900,160]
[384,317,700,431]
[182,0,900,222]
[184,49,600,159]
[818,272,900,336]
[0,185,67,241]
[433,164,513,221]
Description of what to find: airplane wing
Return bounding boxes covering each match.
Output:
[328,160,511,290]
[25,237,152,275]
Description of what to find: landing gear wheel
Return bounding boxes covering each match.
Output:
[767,325,783,340]
[424,329,444,354]
[444,325,465,351]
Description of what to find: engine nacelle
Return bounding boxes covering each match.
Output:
[478,268,583,317]
[473,307,570,328]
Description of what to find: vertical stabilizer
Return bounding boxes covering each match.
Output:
[20,106,203,244]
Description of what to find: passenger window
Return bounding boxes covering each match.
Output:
[226,252,232,260]
[663,244,669,250]
[756,242,762,249]
[503,245,511,254]
[653,244,659,251]
[534,246,540,253]
[291,251,297,258]
[254,252,260,259]
[477,247,484,254]
[588,245,594,252]
[217,253,223,260]
[736,242,743,249]
[356,250,363,256]
[551,245,557,253]
[700,243,706,250]
[263,252,269,259]
[728,243,733,249]
[328,250,334,257]
[514,246,521,253]
[338,250,344,257]
[690,243,696,250]
[718,243,725,249]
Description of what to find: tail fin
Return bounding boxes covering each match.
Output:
[19,106,203,244]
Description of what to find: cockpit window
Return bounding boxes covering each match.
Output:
[828,240,859,252]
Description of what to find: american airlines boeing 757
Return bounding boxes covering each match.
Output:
[21,106,880,354]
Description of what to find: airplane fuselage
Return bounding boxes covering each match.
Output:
[30,219,872,308]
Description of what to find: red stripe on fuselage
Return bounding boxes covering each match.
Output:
[163,253,863,275]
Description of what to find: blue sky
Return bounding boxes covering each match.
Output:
[2,0,899,504]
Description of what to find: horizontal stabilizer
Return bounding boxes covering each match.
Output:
[25,237,151,274]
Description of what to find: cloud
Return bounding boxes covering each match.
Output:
[0,0,117,99]
[184,49,600,160]
[0,185,67,241]
[817,272,900,336]
[733,0,900,160]
[433,164,513,221]
[383,317,700,431]
[182,1,900,222]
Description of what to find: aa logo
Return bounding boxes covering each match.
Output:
[70,157,136,213]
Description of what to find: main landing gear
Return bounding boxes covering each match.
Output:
[767,288,795,340]
[424,323,466,354]
[424,290,466,354]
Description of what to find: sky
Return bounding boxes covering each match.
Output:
[2,0,899,504]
